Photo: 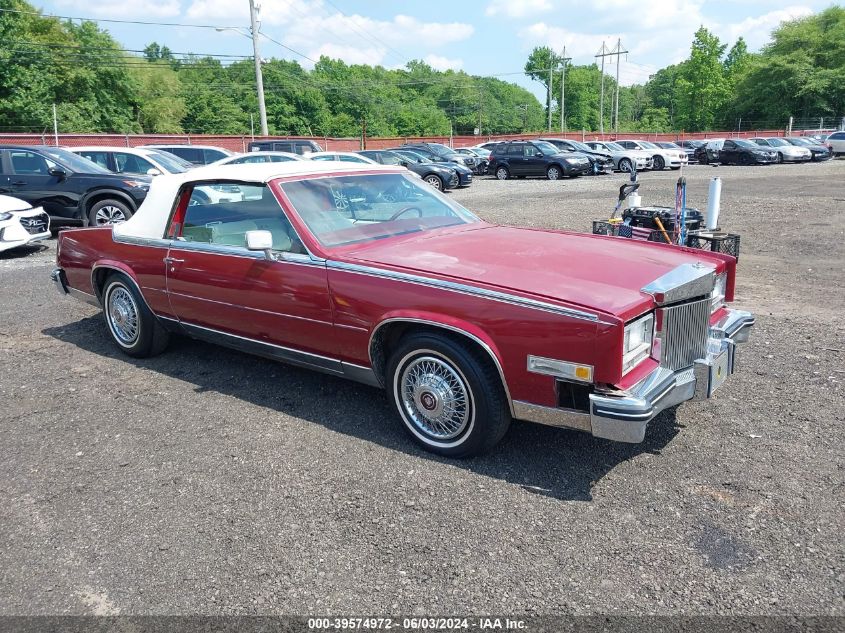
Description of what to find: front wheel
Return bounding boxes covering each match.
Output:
[102,272,169,358]
[89,199,133,226]
[424,174,444,190]
[653,155,665,170]
[386,333,511,458]
[546,165,562,180]
[619,158,633,173]
[495,166,510,180]
[777,152,784,164]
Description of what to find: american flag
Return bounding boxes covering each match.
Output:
[617,223,654,240]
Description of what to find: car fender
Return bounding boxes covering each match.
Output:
[90,259,148,305]
[80,188,138,213]
[368,310,512,410]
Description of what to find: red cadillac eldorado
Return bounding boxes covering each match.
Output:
[52,162,754,457]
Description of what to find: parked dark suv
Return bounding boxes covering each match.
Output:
[358,150,458,191]
[0,145,150,226]
[488,140,591,180]
[141,144,234,166]
[247,139,323,155]
[400,142,478,172]
[539,138,613,174]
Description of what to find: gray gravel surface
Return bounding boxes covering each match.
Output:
[0,161,843,616]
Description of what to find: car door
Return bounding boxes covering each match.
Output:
[720,140,738,164]
[165,180,337,362]
[506,143,526,174]
[521,143,546,176]
[6,149,76,216]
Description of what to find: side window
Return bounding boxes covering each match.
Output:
[829,132,844,140]
[523,144,538,157]
[0,151,5,174]
[339,155,364,162]
[507,144,524,157]
[493,144,507,155]
[179,183,302,254]
[171,147,202,164]
[10,150,52,175]
[114,153,154,174]
[203,149,227,163]
[724,140,736,149]
[273,142,294,152]
[752,139,766,146]
[78,151,111,169]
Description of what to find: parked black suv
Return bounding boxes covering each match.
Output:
[358,150,458,191]
[248,139,323,155]
[0,145,150,226]
[142,144,234,166]
[488,140,591,180]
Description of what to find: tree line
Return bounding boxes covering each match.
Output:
[1,0,842,137]
[527,6,845,133]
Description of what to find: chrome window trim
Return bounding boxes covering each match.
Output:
[167,239,325,266]
[329,260,603,323]
[113,234,172,248]
[368,317,515,416]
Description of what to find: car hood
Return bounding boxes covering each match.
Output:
[341,224,724,321]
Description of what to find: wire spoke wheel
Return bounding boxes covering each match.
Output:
[106,285,139,346]
[399,354,471,442]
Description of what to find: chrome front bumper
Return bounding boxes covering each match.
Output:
[515,308,755,443]
[51,267,69,295]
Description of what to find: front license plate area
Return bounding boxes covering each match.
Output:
[708,349,730,396]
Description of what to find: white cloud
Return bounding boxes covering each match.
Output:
[485,0,552,18]
[423,54,464,71]
[307,43,386,67]
[55,0,181,18]
[721,6,814,50]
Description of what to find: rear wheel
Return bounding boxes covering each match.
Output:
[619,158,633,172]
[777,152,784,164]
[386,332,511,458]
[495,166,510,180]
[546,165,562,180]
[89,199,133,226]
[739,153,752,166]
[653,155,665,170]
[102,272,169,358]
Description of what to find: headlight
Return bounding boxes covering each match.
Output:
[564,157,579,164]
[711,272,727,312]
[0,212,12,221]
[623,313,654,374]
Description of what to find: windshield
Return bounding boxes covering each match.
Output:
[280,173,478,248]
[734,139,758,149]
[469,148,490,158]
[764,138,787,147]
[396,150,431,164]
[533,141,562,155]
[41,147,112,174]
[638,141,659,149]
[567,141,593,152]
[658,142,680,149]
[147,150,188,173]
[604,142,625,151]
[427,143,457,158]
[789,138,812,146]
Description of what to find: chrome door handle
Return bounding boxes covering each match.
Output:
[164,256,185,264]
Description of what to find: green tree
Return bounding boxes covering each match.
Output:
[674,27,729,131]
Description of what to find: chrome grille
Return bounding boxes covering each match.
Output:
[659,298,709,370]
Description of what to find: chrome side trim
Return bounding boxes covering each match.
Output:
[368,317,515,416]
[340,362,381,388]
[113,234,172,248]
[513,400,592,433]
[641,262,715,306]
[328,260,602,323]
[181,321,344,375]
[168,240,325,266]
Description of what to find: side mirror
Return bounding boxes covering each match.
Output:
[535,152,543,157]
[400,161,409,168]
[48,167,66,179]
[146,168,162,176]
[245,229,274,260]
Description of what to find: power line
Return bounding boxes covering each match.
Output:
[0,7,239,30]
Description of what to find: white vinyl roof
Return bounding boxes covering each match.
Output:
[113,161,403,240]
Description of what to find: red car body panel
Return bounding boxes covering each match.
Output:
[55,170,740,413]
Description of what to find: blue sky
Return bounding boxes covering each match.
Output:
[34,0,830,102]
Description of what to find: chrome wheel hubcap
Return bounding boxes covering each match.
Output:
[95,205,127,225]
[425,176,442,189]
[400,355,470,440]
[548,168,560,180]
[496,168,507,179]
[108,286,139,345]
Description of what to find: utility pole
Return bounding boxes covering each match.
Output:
[560,46,571,133]
[249,0,269,136]
[548,60,554,132]
[52,103,58,146]
[612,38,628,136]
[595,42,608,135]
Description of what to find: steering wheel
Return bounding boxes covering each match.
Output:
[387,206,423,222]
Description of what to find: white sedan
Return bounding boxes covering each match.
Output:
[615,139,689,170]
[211,151,304,165]
[0,195,51,252]
[749,138,812,163]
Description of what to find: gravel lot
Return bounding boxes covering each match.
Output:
[0,161,843,617]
